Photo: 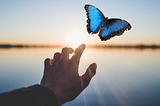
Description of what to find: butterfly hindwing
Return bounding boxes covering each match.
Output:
[85,5,105,34]
[99,18,131,41]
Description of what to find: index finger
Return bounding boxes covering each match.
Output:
[71,44,86,65]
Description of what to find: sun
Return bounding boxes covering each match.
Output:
[67,32,85,49]
[67,32,85,59]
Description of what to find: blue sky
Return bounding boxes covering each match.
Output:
[0,0,160,46]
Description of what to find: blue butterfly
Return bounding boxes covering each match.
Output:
[84,4,132,41]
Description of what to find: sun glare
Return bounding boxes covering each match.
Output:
[67,32,85,59]
[67,32,84,49]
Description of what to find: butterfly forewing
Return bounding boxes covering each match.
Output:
[85,5,105,34]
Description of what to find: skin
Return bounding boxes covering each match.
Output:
[40,44,97,105]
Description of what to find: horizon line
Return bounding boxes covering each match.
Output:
[0,44,160,49]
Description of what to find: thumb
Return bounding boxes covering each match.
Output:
[81,63,97,89]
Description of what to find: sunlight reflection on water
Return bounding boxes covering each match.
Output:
[0,48,160,106]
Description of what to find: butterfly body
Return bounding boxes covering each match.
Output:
[84,4,131,41]
[101,17,108,27]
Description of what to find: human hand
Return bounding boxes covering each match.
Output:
[40,44,97,105]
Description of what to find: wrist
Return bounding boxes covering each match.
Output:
[43,85,66,105]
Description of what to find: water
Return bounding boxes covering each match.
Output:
[0,47,160,106]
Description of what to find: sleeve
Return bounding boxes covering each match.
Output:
[0,84,59,106]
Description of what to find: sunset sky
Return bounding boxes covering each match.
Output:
[0,0,160,46]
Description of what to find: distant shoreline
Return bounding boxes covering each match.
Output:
[0,44,160,49]
[87,45,160,49]
[0,44,62,48]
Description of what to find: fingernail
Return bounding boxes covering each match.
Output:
[91,63,97,70]
[80,44,86,50]
[68,47,74,53]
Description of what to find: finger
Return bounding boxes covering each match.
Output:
[81,63,97,89]
[52,52,61,64]
[71,44,86,64]
[41,58,52,85]
[60,47,74,59]
[44,58,52,69]
[44,58,53,74]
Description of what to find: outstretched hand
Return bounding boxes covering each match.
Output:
[40,44,97,105]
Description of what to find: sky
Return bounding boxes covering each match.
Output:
[0,0,160,46]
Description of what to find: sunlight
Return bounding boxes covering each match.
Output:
[98,67,127,106]
[67,32,85,59]
[92,80,106,106]
[67,32,84,49]
[69,52,74,59]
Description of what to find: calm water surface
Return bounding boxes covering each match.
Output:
[0,47,160,106]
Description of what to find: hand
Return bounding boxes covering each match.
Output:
[40,44,97,105]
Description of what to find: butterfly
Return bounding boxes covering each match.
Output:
[84,4,132,41]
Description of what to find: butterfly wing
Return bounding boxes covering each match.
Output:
[99,18,132,41]
[84,5,105,34]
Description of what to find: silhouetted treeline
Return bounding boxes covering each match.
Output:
[0,44,160,49]
[0,44,61,48]
[88,45,160,49]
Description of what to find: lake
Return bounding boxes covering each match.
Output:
[0,47,160,106]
